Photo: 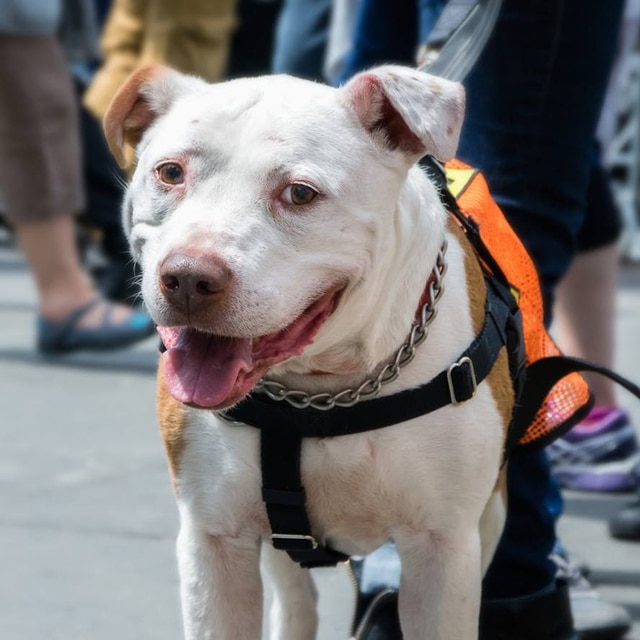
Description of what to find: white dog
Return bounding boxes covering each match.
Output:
[105,64,514,640]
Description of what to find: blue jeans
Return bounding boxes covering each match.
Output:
[337,0,624,599]
[271,0,332,80]
[458,0,624,316]
[459,0,624,597]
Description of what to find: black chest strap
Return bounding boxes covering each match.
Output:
[261,430,349,567]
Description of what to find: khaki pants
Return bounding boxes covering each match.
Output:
[0,35,84,224]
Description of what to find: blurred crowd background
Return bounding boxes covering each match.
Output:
[2,1,640,638]
[0,0,638,323]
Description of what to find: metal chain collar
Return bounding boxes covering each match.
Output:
[254,240,448,411]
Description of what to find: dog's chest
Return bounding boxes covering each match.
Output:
[175,409,472,553]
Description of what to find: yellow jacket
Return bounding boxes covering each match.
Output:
[84,0,237,120]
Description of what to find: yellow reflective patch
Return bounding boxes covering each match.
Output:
[445,168,478,199]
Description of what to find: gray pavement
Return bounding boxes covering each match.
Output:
[1,234,639,640]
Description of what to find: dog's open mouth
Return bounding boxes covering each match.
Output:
[157,288,342,409]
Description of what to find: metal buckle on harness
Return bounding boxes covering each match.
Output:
[447,356,478,406]
[217,411,241,424]
[271,533,319,550]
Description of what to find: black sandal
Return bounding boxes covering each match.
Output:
[37,297,155,354]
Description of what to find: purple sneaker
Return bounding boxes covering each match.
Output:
[547,407,640,492]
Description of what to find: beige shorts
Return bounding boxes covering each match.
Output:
[0,35,85,225]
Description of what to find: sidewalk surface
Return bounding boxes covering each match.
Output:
[1,234,639,640]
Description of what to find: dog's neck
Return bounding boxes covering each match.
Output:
[268,166,456,394]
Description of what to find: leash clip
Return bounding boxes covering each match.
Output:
[447,356,478,405]
[217,411,241,424]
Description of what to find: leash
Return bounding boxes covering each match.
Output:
[418,0,503,81]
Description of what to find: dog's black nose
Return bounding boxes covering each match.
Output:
[159,251,231,312]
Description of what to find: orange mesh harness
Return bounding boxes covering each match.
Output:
[444,159,592,449]
[439,158,640,455]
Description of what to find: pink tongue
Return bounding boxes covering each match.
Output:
[159,327,252,407]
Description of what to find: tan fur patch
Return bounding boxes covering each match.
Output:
[448,219,514,448]
[103,64,166,170]
[157,358,187,489]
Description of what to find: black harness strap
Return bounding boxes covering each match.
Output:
[422,156,512,286]
[260,431,349,567]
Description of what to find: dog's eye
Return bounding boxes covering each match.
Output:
[282,183,318,206]
[156,162,185,185]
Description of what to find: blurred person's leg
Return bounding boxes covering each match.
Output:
[610,495,640,541]
[554,154,622,403]
[336,0,416,84]
[0,35,153,350]
[550,244,640,491]
[459,2,623,314]
[548,155,640,494]
[16,216,97,322]
[0,35,91,316]
[554,243,618,407]
[457,1,625,636]
[227,0,283,78]
[78,95,139,303]
[271,0,332,79]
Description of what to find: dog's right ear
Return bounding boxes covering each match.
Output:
[104,65,203,168]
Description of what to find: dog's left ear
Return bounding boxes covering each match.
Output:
[342,65,465,163]
[104,65,205,168]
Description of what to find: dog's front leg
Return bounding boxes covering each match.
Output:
[177,523,263,640]
[262,543,318,640]
[395,529,482,640]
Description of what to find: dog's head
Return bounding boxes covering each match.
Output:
[104,65,464,409]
